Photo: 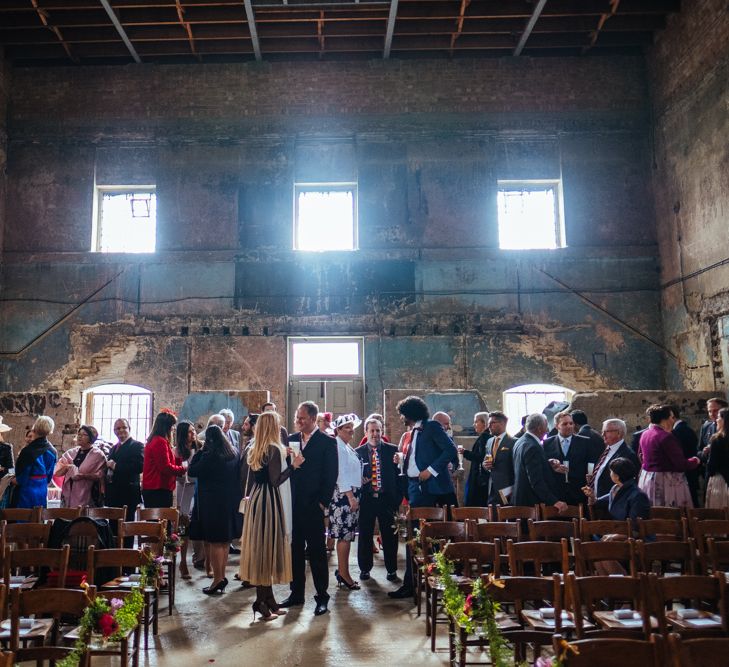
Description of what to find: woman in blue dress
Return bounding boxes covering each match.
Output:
[12,416,57,509]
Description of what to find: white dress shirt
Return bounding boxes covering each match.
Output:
[406,421,438,478]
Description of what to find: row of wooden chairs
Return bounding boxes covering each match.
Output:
[0,505,181,530]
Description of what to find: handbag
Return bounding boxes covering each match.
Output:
[238,463,251,515]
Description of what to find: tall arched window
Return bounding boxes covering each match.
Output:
[83,384,152,444]
[502,383,574,431]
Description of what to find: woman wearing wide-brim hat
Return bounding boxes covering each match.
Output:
[0,417,16,480]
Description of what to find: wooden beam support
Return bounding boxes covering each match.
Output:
[175,0,200,60]
[450,0,470,55]
[243,0,262,60]
[513,0,548,55]
[30,0,77,63]
[383,0,398,58]
[98,0,142,62]
[584,0,620,53]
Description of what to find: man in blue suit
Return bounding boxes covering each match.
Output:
[389,395,458,600]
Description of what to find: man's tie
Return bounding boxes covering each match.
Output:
[491,436,501,458]
[561,438,569,458]
[587,446,611,486]
[371,447,381,492]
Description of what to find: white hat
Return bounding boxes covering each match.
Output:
[331,413,362,430]
[0,417,12,434]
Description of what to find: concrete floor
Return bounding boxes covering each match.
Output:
[147,548,448,667]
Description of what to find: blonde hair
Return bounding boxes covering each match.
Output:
[247,411,283,471]
[32,416,55,438]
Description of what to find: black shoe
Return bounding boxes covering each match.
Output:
[359,571,371,581]
[386,572,398,582]
[279,596,305,608]
[229,545,241,555]
[314,601,329,616]
[388,585,413,599]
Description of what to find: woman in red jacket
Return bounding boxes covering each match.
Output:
[142,410,186,508]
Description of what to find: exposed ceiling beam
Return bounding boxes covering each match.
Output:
[383,0,398,58]
[513,0,548,55]
[584,0,620,53]
[450,0,470,55]
[175,0,200,60]
[98,0,141,62]
[30,0,77,63]
[243,0,262,60]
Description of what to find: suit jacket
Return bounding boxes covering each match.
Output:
[107,438,144,488]
[486,434,515,505]
[543,433,592,505]
[595,441,640,497]
[594,479,650,525]
[404,419,457,496]
[700,420,716,448]
[355,442,402,509]
[462,432,490,505]
[288,428,339,512]
[577,425,605,463]
[226,429,241,453]
[512,432,559,507]
[630,428,648,454]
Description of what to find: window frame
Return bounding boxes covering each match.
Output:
[496,179,566,250]
[91,185,157,253]
[288,336,364,379]
[293,182,358,252]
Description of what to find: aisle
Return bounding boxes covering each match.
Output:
[148,548,447,666]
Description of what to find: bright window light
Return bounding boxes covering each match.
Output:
[294,184,357,251]
[497,180,564,250]
[93,187,156,253]
[83,383,152,443]
[502,383,574,431]
[292,341,360,376]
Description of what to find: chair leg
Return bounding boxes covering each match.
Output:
[424,581,431,636]
[430,588,438,652]
[459,626,467,667]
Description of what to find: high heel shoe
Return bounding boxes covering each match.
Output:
[202,578,228,595]
[334,569,361,591]
[252,601,277,621]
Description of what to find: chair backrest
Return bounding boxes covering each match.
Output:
[528,519,576,542]
[650,506,684,521]
[507,539,569,576]
[635,538,697,575]
[419,521,467,557]
[667,633,729,667]
[566,573,650,640]
[472,521,521,544]
[59,517,109,571]
[490,574,561,625]
[690,519,729,570]
[137,507,180,533]
[41,507,82,522]
[576,518,632,541]
[540,503,583,520]
[451,506,491,522]
[406,506,446,541]
[4,522,51,549]
[85,506,127,522]
[687,508,728,522]
[3,544,70,588]
[442,541,501,577]
[87,545,148,582]
[0,508,41,523]
[496,505,539,522]
[648,572,728,636]
[118,520,165,549]
[707,537,729,573]
[637,518,687,542]
[551,633,663,666]
[573,538,636,577]
[0,651,11,667]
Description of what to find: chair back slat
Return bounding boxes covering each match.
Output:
[507,538,569,576]
[85,506,128,522]
[635,538,696,575]
[573,538,637,577]
[551,633,663,666]
[528,519,576,542]
[540,503,583,520]
[496,505,539,522]
[451,506,491,522]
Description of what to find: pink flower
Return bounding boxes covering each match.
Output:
[535,658,553,667]
[110,598,124,610]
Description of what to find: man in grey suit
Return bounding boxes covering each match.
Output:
[219,409,241,453]
[481,411,515,505]
[511,413,568,513]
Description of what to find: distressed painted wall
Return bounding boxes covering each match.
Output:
[0,56,667,429]
[648,0,729,390]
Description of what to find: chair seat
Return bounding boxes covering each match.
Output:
[427,574,472,591]
[0,618,53,642]
[453,612,521,632]
[65,625,135,643]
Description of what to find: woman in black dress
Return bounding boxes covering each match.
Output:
[105,418,144,521]
[188,425,240,595]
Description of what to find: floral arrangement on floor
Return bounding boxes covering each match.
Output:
[57,582,145,667]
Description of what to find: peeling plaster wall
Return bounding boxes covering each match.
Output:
[648,0,729,391]
[0,57,666,427]
[0,49,8,259]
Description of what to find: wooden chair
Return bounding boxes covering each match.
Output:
[573,538,637,577]
[118,521,170,614]
[689,519,729,572]
[136,508,180,613]
[3,522,51,549]
[59,517,106,572]
[506,539,569,576]
[540,503,583,521]
[566,573,651,640]
[648,572,729,638]
[41,507,82,522]
[418,521,467,621]
[9,586,94,665]
[0,508,41,524]
[3,545,70,592]
[707,537,729,573]
[427,541,500,652]
[575,518,632,541]
[635,538,697,576]
[687,508,728,522]
[0,652,12,667]
[85,506,128,522]
[405,507,446,608]
[528,519,576,542]
[87,546,159,650]
[667,632,729,667]
[637,518,687,542]
[496,505,538,522]
[551,633,663,666]
[451,506,491,523]
[651,506,684,520]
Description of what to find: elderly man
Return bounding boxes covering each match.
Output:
[543,411,593,506]
[512,413,567,513]
[585,418,640,498]
[460,411,490,506]
[218,409,240,453]
[207,414,225,429]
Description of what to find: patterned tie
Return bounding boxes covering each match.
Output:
[491,436,501,458]
[587,446,611,486]
[371,447,381,492]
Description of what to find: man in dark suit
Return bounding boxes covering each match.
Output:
[512,413,568,512]
[389,395,458,600]
[356,416,402,582]
[280,401,338,616]
[700,397,728,448]
[570,410,604,463]
[669,405,700,507]
[543,411,593,507]
[219,409,241,453]
[461,411,491,507]
[482,411,515,506]
[585,418,640,498]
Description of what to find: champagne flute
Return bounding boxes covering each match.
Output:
[396,452,405,476]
